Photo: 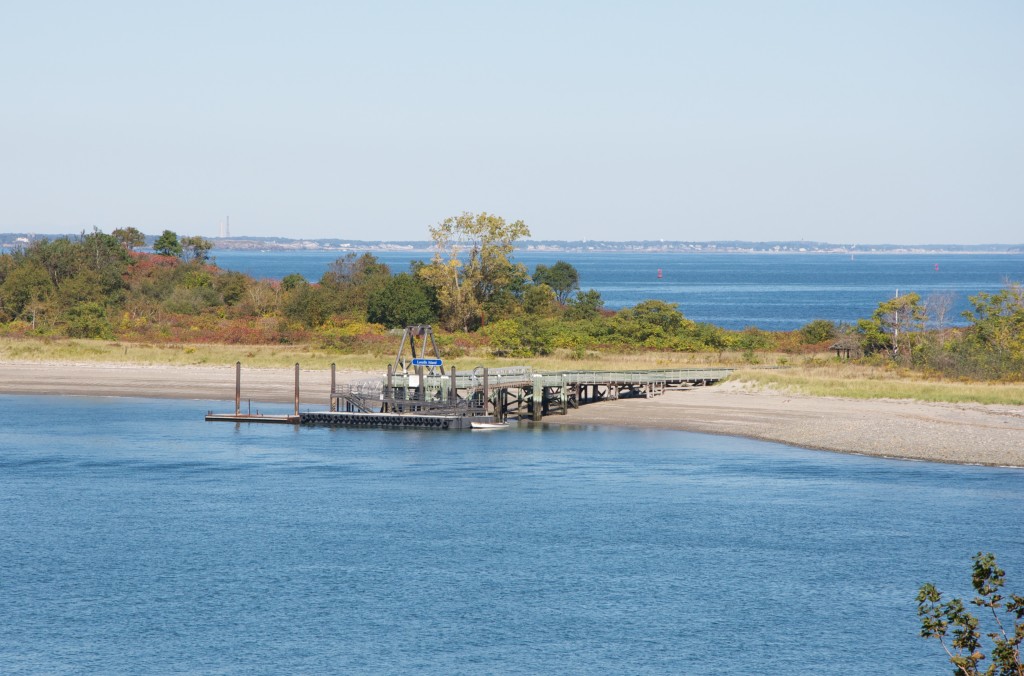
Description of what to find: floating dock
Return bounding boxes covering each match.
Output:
[204,413,301,424]
[301,411,490,430]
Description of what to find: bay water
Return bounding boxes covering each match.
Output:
[211,250,1024,331]
[3,394,1023,674]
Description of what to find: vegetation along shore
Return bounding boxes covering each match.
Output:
[2,212,1023,465]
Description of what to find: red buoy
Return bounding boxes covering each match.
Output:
[657,268,663,279]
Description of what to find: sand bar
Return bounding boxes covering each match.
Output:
[545,382,1024,467]
[3,361,1023,467]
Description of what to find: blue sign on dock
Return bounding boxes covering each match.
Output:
[411,358,443,366]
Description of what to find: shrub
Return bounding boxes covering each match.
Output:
[799,319,837,344]
[64,302,114,339]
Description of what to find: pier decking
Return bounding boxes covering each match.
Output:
[325,366,733,426]
[203,364,733,428]
[206,362,733,428]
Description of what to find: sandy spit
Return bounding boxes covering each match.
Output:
[3,361,1023,468]
[544,381,1024,468]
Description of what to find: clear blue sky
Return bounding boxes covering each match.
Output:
[2,1,1021,244]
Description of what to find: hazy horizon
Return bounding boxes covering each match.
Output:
[3,230,1021,249]
[3,2,1021,244]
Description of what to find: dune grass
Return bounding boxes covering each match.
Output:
[0,337,738,372]
[0,337,381,370]
[730,365,1024,406]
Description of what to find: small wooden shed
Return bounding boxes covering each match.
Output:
[828,337,860,359]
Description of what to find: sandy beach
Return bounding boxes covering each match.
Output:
[3,361,1023,467]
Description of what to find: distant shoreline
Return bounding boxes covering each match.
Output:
[3,361,1023,468]
[2,234,1021,256]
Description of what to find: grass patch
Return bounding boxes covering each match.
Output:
[0,337,385,370]
[0,338,742,372]
[731,366,1024,406]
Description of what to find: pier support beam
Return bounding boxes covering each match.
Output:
[482,368,490,416]
[294,363,300,415]
[235,361,241,416]
[330,363,336,411]
[532,374,544,421]
[385,364,394,412]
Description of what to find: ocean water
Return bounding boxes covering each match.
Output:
[210,250,1024,330]
[2,393,1023,674]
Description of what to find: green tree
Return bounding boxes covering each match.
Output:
[418,254,479,332]
[320,253,391,317]
[917,552,1024,675]
[0,260,53,320]
[533,261,580,304]
[799,319,837,344]
[79,228,131,299]
[215,271,249,306]
[282,282,333,327]
[281,273,307,291]
[54,267,106,308]
[421,211,530,330]
[153,230,183,257]
[523,283,559,317]
[64,301,114,339]
[367,273,438,328]
[111,226,146,250]
[963,283,1024,362]
[181,235,213,263]
[858,292,926,362]
[565,289,605,321]
[26,238,81,288]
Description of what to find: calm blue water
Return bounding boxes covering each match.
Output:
[211,250,1024,330]
[3,394,1023,674]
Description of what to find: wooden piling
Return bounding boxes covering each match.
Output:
[532,374,543,421]
[234,361,241,416]
[330,363,336,411]
[294,363,300,415]
[482,368,490,416]
[385,364,393,412]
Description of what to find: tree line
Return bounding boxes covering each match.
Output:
[1,213,1022,380]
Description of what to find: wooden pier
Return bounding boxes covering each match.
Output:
[205,326,733,429]
[346,366,734,423]
[206,363,732,429]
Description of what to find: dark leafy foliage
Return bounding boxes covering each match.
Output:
[917,552,1024,675]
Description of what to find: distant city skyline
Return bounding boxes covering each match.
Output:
[2,1,1021,244]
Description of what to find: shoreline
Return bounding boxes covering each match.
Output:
[3,361,1023,468]
[542,382,1024,468]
